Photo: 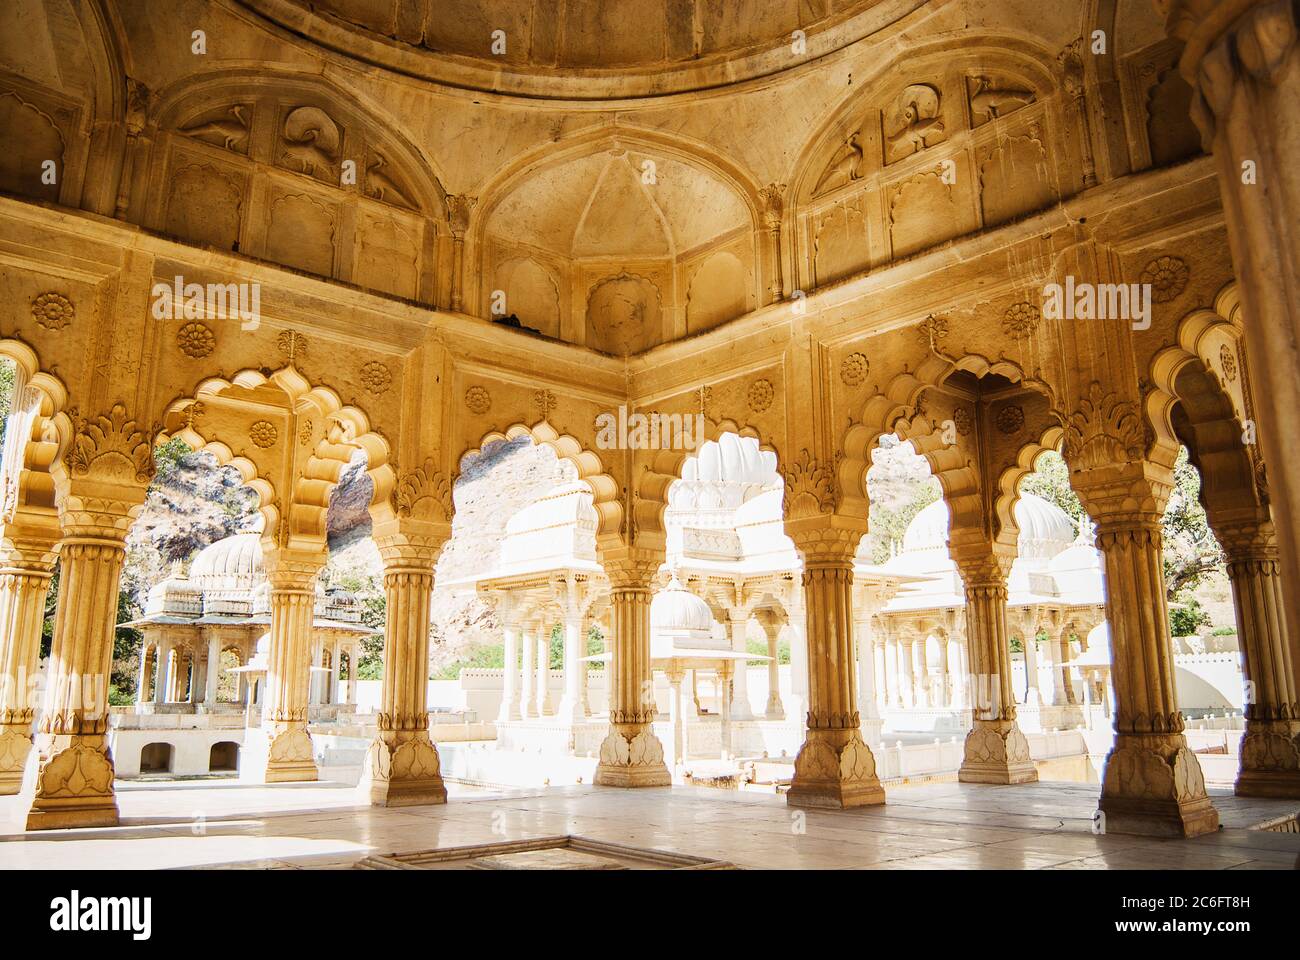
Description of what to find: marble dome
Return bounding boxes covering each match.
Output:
[900,493,1076,560]
[650,575,714,634]
[189,532,265,586]
[680,433,778,487]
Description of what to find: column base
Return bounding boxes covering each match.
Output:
[240,725,318,784]
[764,695,785,720]
[1234,726,1300,799]
[593,726,671,787]
[25,737,119,831]
[787,729,885,810]
[360,734,447,806]
[958,719,1038,785]
[0,728,33,796]
[1099,734,1220,838]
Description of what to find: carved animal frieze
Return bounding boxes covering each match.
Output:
[365,152,415,209]
[883,84,945,164]
[179,104,250,153]
[968,75,1036,125]
[812,131,865,196]
[279,106,341,178]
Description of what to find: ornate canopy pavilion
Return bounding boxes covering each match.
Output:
[0,0,1296,844]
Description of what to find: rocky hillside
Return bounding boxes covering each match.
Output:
[429,437,578,672]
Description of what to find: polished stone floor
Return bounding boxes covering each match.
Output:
[1,779,1297,869]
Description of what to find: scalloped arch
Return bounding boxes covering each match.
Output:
[457,420,622,539]
[160,366,396,545]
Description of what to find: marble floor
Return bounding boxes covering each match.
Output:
[0,779,1297,870]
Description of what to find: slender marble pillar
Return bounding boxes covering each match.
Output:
[519,621,536,718]
[534,630,550,716]
[499,621,521,722]
[557,616,585,723]
[726,614,755,720]
[761,616,784,719]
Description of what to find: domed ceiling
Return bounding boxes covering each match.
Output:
[238,0,914,97]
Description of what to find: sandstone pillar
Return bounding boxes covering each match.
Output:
[785,527,884,809]
[1218,520,1300,797]
[26,498,139,831]
[246,551,324,783]
[667,667,685,769]
[135,645,151,705]
[954,554,1037,785]
[594,549,670,787]
[1159,0,1300,656]
[360,537,446,807]
[1092,514,1219,836]
[204,631,221,704]
[154,639,170,704]
[0,532,57,795]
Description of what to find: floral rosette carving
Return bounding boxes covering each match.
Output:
[747,378,774,413]
[464,385,491,415]
[176,321,216,358]
[250,420,278,448]
[1002,302,1040,337]
[840,352,870,386]
[360,361,392,395]
[1140,255,1189,303]
[32,292,74,331]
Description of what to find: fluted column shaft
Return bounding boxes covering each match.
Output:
[361,543,446,806]
[0,544,56,795]
[955,560,1037,786]
[26,534,127,830]
[1093,517,1218,835]
[1220,522,1300,796]
[786,540,884,810]
[594,551,670,787]
[255,567,319,783]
